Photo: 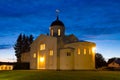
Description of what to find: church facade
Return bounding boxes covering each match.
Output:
[21,16,96,70]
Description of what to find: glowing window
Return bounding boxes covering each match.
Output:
[84,49,86,55]
[40,44,45,50]
[50,50,53,56]
[51,29,53,36]
[58,29,60,36]
[33,53,36,58]
[78,48,80,55]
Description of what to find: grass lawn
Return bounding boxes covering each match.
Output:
[0,70,120,80]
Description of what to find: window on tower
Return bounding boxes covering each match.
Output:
[58,29,60,36]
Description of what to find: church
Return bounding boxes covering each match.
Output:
[21,15,96,70]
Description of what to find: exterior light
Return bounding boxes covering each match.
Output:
[92,47,96,53]
[40,57,44,62]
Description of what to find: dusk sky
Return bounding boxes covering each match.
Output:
[0,0,120,62]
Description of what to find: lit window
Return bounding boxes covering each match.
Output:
[40,44,45,50]
[78,48,80,55]
[50,50,53,56]
[67,52,71,56]
[84,49,86,55]
[40,57,44,62]
[33,53,36,58]
[58,29,60,36]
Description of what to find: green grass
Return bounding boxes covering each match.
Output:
[0,70,120,80]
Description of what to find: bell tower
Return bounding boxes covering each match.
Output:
[49,10,65,37]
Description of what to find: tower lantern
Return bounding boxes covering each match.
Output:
[49,10,65,37]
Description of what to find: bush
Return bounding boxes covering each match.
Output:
[13,62,30,70]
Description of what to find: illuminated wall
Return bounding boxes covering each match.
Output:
[30,34,57,70]
[60,48,74,70]
[64,42,96,70]
[0,65,13,70]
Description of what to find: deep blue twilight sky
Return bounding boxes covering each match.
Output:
[0,0,120,62]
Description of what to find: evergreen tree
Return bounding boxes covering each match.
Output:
[14,34,23,62]
[29,34,34,44]
[14,34,34,62]
[24,36,30,52]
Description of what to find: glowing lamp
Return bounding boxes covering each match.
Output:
[40,57,44,62]
[92,47,96,53]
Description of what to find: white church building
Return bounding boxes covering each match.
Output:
[21,15,96,70]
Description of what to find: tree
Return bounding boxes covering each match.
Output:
[95,53,106,68]
[14,34,34,62]
[14,34,23,62]
[29,34,34,44]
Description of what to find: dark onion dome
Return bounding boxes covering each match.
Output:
[50,17,64,26]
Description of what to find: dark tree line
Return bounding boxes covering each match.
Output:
[95,53,107,68]
[14,34,33,62]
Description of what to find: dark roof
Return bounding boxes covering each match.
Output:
[50,17,64,26]
[63,34,79,44]
[0,62,15,65]
[115,59,120,64]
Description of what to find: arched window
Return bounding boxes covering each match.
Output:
[84,49,86,55]
[58,29,61,36]
[78,48,80,55]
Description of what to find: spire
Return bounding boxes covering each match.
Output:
[56,9,60,20]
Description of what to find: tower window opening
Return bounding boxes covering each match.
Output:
[58,29,61,36]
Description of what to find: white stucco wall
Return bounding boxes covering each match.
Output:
[30,34,57,70]
[60,48,74,70]
[64,42,96,70]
